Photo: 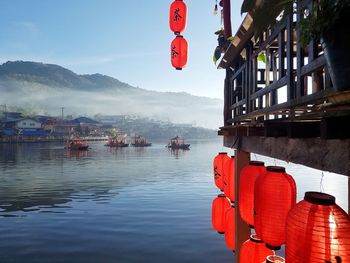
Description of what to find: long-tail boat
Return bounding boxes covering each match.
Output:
[167,136,190,149]
[131,136,152,147]
[105,136,129,147]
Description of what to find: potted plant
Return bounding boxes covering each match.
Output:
[299,0,350,91]
[241,0,350,91]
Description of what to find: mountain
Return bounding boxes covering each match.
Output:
[0,61,223,129]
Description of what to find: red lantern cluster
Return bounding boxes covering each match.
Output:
[224,203,235,251]
[240,234,274,263]
[213,152,230,191]
[286,192,350,263]
[254,166,297,250]
[212,194,230,234]
[223,156,235,201]
[239,161,265,228]
[169,0,188,70]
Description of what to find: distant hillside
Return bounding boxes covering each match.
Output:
[96,115,217,140]
[0,61,223,129]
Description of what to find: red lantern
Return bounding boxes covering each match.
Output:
[240,234,274,263]
[171,35,188,70]
[169,0,187,34]
[254,166,296,250]
[239,161,266,228]
[286,192,350,263]
[224,203,235,251]
[213,152,230,191]
[212,194,230,234]
[223,156,235,201]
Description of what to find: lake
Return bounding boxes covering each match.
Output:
[0,139,348,262]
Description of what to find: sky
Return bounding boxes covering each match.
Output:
[0,0,244,99]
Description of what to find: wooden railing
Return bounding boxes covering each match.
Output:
[223,0,338,126]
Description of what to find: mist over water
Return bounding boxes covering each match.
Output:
[0,79,223,129]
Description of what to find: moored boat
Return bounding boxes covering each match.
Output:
[167,136,190,149]
[105,136,129,147]
[131,136,152,147]
[66,139,89,151]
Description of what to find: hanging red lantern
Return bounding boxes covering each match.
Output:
[223,156,235,201]
[171,35,188,70]
[286,192,350,263]
[240,234,275,263]
[212,194,230,234]
[169,0,187,35]
[254,166,296,250]
[224,203,235,251]
[239,161,266,228]
[213,152,230,191]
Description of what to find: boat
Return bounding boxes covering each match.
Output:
[66,139,89,151]
[105,136,129,147]
[167,136,190,150]
[131,136,152,147]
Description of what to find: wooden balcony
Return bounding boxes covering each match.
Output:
[218,0,350,176]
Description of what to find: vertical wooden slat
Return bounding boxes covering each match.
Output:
[286,15,294,101]
[296,2,305,98]
[278,30,285,79]
[224,69,231,126]
[234,149,251,263]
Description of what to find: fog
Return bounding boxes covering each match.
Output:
[0,80,223,129]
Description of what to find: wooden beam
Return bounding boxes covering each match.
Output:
[224,136,350,176]
[321,116,350,139]
[234,150,251,263]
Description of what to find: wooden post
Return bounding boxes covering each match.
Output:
[234,149,251,263]
[348,176,350,215]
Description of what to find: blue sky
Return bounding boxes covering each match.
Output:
[0,0,244,98]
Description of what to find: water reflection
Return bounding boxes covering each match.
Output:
[66,149,89,159]
[168,148,189,159]
[0,139,236,263]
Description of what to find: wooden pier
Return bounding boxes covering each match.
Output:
[217,0,350,261]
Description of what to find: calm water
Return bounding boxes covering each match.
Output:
[0,140,348,263]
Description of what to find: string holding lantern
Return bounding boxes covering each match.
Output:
[169,0,187,35]
[213,152,230,191]
[171,35,188,70]
[286,192,350,263]
[254,166,297,250]
[224,202,235,251]
[212,194,230,234]
[239,234,275,263]
[223,156,235,202]
[239,161,266,228]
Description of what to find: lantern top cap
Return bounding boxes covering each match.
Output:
[266,255,285,263]
[217,193,226,198]
[249,234,263,243]
[266,166,285,172]
[249,160,264,166]
[304,191,336,205]
[218,152,227,155]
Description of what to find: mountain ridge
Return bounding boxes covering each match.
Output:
[0,61,223,128]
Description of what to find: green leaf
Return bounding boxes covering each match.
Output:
[213,46,222,65]
[257,52,266,63]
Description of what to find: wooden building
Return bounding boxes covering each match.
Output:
[217,0,350,261]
